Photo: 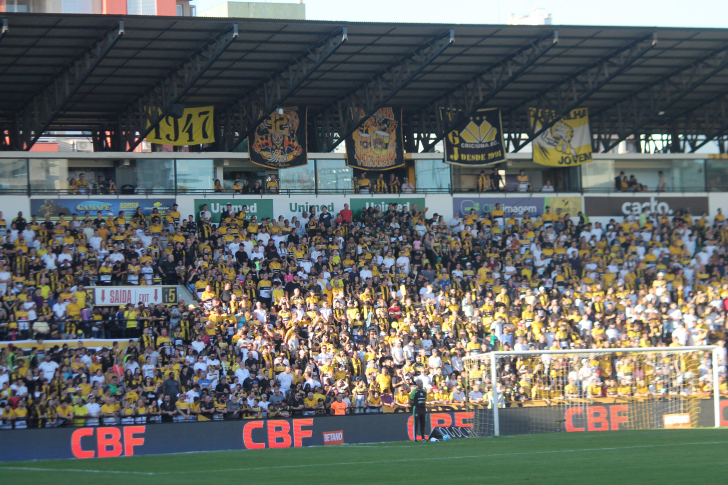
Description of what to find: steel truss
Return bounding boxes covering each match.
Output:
[405,30,558,153]
[216,27,347,152]
[9,21,124,151]
[503,33,657,152]
[591,43,728,153]
[314,29,454,153]
[119,24,239,151]
[658,89,728,153]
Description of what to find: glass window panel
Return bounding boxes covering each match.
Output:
[176,159,214,192]
[452,165,504,192]
[581,159,615,191]
[671,159,705,192]
[30,159,68,191]
[0,159,28,190]
[135,159,175,192]
[316,159,352,192]
[414,159,450,191]
[221,159,266,190]
[706,159,728,191]
[611,159,705,192]
[279,163,315,192]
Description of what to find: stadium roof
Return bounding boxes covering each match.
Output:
[2,13,728,152]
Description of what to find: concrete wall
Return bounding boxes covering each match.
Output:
[0,195,31,218]
[3,191,727,227]
[199,1,305,19]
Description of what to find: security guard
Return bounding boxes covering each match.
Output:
[409,380,428,441]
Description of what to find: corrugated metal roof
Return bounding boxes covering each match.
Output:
[1,13,727,135]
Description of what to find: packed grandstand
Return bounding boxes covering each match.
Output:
[0,193,727,430]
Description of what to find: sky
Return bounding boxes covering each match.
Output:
[192,0,728,28]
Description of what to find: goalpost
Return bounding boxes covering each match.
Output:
[463,346,722,437]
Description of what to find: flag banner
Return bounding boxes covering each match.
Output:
[248,106,308,169]
[444,108,506,166]
[146,106,215,146]
[345,107,404,171]
[530,107,593,167]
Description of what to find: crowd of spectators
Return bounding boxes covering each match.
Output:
[1,197,728,429]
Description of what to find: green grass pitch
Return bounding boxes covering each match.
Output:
[1,429,726,484]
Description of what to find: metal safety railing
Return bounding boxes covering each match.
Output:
[4,185,721,198]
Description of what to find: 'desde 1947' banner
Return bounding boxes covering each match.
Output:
[248,107,308,169]
[530,107,593,167]
[444,108,506,166]
[345,107,404,171]
[146,106,215,146]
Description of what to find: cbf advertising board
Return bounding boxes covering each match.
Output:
[31,199,176,220]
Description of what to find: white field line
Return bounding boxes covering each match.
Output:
[1,440,726,476]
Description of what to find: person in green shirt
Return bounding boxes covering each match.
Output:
[409,380,428,442]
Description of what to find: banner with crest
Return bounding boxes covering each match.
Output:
[444,108,506,166]
[529,107,593,167]
[345,107,404,171]
[248,107,308,169]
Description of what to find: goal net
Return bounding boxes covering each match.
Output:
[463,347,721,437]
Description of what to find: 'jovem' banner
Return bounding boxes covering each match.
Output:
[530,107,593,167]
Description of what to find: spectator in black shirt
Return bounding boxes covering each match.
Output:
[200,395,215,419]
[215,377,229,397]
[289,392,305,416]
[320,206,333,228]
[179,364,195,390]
[12,212,27,232]
[160,395,176,422]
[159,254,178,285]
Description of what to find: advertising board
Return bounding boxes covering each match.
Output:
[30,198,176,220]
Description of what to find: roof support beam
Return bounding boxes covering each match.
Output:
[13,21,124,151]
[593,43,728,153]
[218,27,348,152]
[407,30,558,153]
[505,32,657,152]
[315,29,454,152]
[120,24,238,151]
[687,91,728,152]
[0,19,8,43]
[658,88,728,152]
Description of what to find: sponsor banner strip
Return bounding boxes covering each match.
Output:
[0,400,722,461]
[584,195,709,217]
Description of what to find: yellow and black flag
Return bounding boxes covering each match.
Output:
[345,107,404,171]
[248,107,308,169]
[444,108,506,166]
[530,107,593,167]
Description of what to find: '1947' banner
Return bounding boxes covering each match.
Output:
[146,106,215,146]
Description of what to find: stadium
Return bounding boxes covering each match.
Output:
[0,2,727,483]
